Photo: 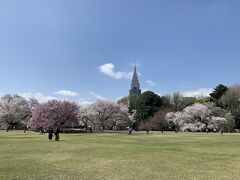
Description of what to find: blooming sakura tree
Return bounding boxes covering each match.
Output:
[88,100,130,130]
[0,95,34,129]
[78,107,95,130]
[166,103,227,132]
[166,111,185,132]
[182,103,211,127]
[28,100,79,130]
[208,117,227,131]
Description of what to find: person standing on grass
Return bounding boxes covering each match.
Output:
[146,128,149,135]
[128,127,132,135]
[24,126,28,133]
[89,126,93,133]
[39,127,44,135]
[48,127,54,141]
[54,126,60,141]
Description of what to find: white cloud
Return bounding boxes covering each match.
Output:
[142,88,150,93]
[116,96,124,101]
[182,88,213,97]
[54,90,79,97]
[89,91,107,100]
[98,63,132,79]
[78,98,93,106]
[147,80,156,86]
[18,92,57,103]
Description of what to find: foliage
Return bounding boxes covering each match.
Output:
[219,85,240,128]
[210,84,228,102]
[117,94,141,113]
[162,93,197,111]
[134,91,162,122]
[206,102,235,131]
[117,96,129,106]
[166,103,227,132]
[195,96,212,104]
[139,107,170,131]
[129,94,140,112]
[29,100,79,130]
[77,107,95,130]
[0,95,35,129]
[88,100,130,130]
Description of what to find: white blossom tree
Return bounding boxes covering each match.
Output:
[0,95,35,129]
[208,117,227,131]
[78,107,95,131]
[88,100,130,130]
[166,103,227,132]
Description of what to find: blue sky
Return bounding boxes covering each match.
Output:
[0,0,240,105]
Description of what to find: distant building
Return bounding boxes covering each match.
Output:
[129,66,141,96]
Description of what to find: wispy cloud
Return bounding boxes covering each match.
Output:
[98,63,132,79]
[210,0,228,11]
[142,88,150,93]
[78,98,93,106]
[54,90,79,97]
[182,88,213,97]
[18,92,57,103]
[147,80,156,86]
[89,91,107,100]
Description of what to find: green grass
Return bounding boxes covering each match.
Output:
[1,131,240,180]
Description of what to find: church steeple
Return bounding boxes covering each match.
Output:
[130,65,141,95]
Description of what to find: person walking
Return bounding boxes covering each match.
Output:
[48,127,54,141]
[146,128,150,135]
[54,126,60,141]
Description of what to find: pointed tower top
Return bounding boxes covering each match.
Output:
[134,65,137,72]
[130,65,141,95]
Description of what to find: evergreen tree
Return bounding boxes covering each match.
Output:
[210,84,228,102]
[135,91,162,122]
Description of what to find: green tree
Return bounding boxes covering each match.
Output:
[162,93,196,111]
[117,95,140,113]
[219,85,240,128]
[129,94,140,112]
[117,96,129,106]
[135,91,162,122]
[210,84,228,102]
[206,102,235,131]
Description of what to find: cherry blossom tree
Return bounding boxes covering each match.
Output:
[166,111,185,132]
[0,95,34,129]
[166,103,227,132]
[88,100,130,130]
[78,107,95,131]
[208,117,227,131]
[28,100,79,130]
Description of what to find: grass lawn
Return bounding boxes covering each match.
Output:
[1,131,240,180]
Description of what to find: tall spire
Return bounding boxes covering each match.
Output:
[129,65,141,95]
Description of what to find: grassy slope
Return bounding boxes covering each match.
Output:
[0,131,240,180]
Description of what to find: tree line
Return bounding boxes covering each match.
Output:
[118,84,239,132]
[0,96,130,131]
[0,84,239,132]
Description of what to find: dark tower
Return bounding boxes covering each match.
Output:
[129,66,141,95]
